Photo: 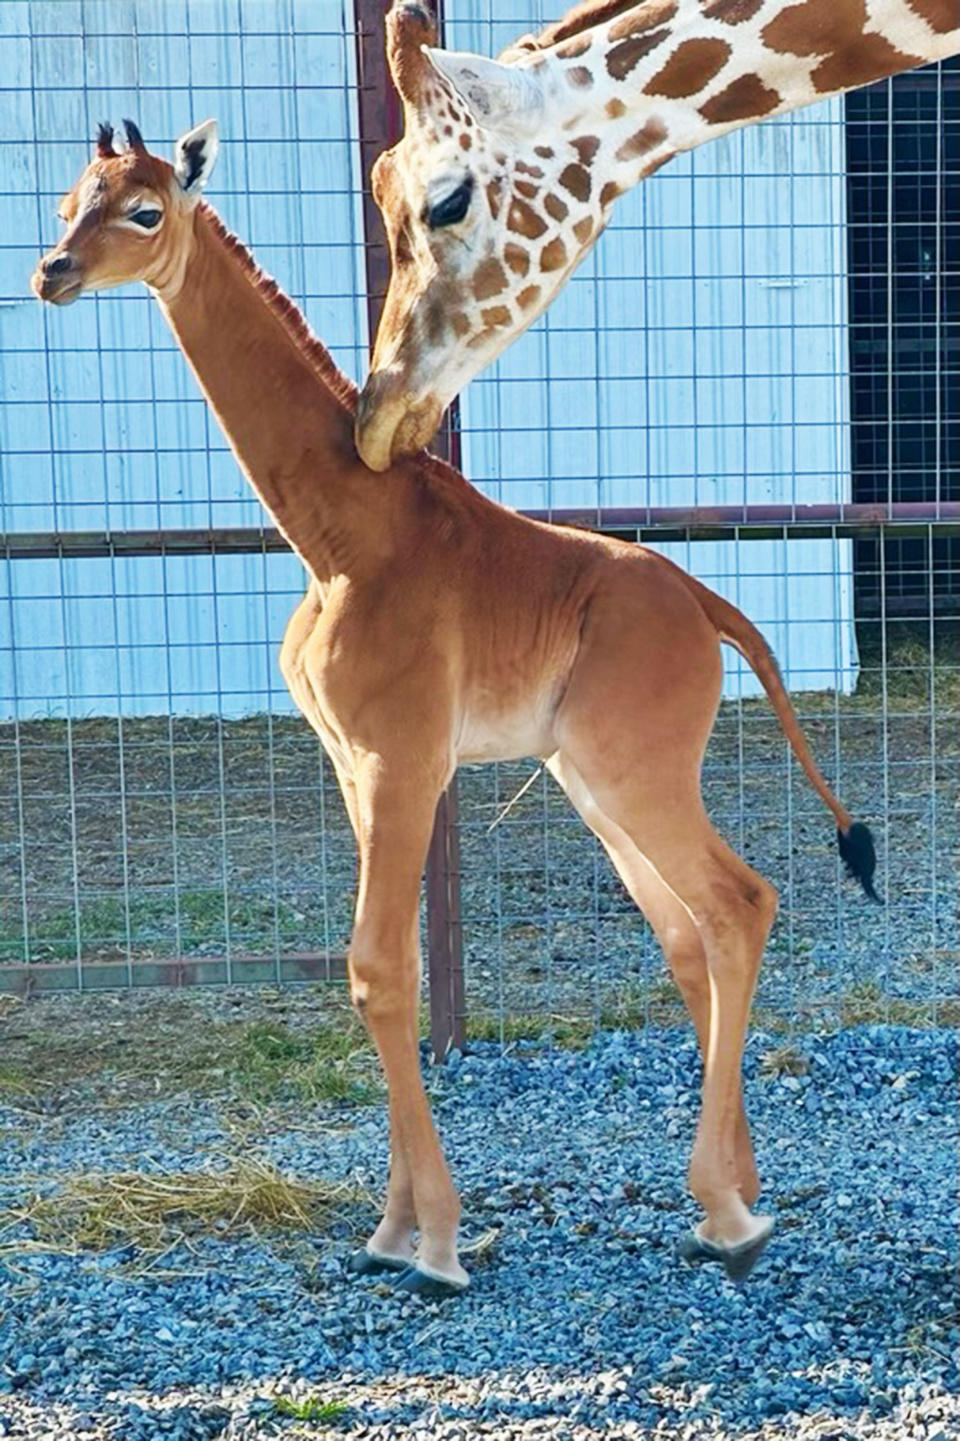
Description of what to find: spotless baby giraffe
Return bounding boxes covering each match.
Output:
[355,0,960,469]
[33,122,877,1296]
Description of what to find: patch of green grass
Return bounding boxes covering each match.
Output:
[465,1013,595,1049]
[215,1019,380,1106]
[0,1001,382,1109]
[836,980,949,1028]
[0,889,308,965]
[271,1395,349,1423]
[465,980,686,1049]
[0,1064,33,1099]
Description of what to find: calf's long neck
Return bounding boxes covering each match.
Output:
[157,206,368,580]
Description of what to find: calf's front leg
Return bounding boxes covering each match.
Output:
[346,759,468,1297]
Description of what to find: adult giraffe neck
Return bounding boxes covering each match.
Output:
[541,0,958,175]
[155,203,372,582]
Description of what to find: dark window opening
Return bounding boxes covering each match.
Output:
[845,57,959,616]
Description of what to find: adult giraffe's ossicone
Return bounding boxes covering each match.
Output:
[34,121,879,1296]
[355,0,960,471]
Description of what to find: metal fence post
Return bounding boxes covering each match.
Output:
[354,0,466,1061]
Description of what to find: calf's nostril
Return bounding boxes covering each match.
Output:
[46,253,73,277]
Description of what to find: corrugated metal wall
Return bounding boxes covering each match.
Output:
[0,0,856,720]
[0,0,365,718]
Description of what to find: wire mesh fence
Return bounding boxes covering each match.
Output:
[0,4,956,1039]
[457,530,959,1042]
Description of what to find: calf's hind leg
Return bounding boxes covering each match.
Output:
[546,756,761,1207]
[551,752,777,1278]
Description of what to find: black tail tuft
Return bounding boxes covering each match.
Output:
[837,822,881,903]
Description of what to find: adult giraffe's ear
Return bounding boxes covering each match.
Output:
[173,119,220,197]
[423,49,546,135]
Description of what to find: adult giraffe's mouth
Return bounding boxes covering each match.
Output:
[354,374,443,473]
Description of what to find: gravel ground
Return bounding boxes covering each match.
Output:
[0,1017,956,1440]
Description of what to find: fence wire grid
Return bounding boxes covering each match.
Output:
[0,2,957,1041]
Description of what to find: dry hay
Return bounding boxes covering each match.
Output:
[0,1153,373,1260]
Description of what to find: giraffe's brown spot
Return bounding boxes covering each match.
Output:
[905,0,958,31]
[572,135,601,166]
[557,34,592,58]
[700,73,780,123]
[573,216,595,245]
[559,163,591,203]
[614,118,668,162]
[516,161,545,177]
[508,198,548,239]
[608,0,677,41]
[459,132,472,150]
[544,192,569,222]
[606,97,627,118]
[567,66,594,87]
[600,181,623,207]
[540,237,568,271]
[464,111,473,126]
[763,0,862,52]
[472,258,508,301]
[702,0,764,22]
[494,152,507,166]
[517,284,541,310]
[534,145,554,159]
[815,34,917,91]
[467,328,495,349]
[486,179,503,220]
[481,304,512,327]
[762,0,919,93]
[425,303,446,345]
[504,243,530,277]
[644,38,732,96]
[516,179,540,200]
[443,125,453,137]
[534,0,658,48]
[606,28,671,81]
[451,312,470,338]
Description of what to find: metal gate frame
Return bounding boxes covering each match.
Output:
[355,0,465,1061]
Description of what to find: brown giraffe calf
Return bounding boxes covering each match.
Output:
[32,122,877,1296]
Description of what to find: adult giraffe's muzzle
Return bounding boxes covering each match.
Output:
[354,372,444,473]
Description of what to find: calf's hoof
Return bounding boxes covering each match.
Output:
[678,1216,774,1283]
[394,1263,470,1300]
[347,1247,410,1278]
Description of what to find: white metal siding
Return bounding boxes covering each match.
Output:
[0,0,856,719]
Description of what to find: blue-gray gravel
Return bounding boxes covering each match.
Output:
[0,1024,956,1439]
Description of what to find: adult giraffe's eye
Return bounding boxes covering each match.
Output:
[130,207,162,229]
[425,177,473,230]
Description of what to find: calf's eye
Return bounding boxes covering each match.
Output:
[130,208,162,229]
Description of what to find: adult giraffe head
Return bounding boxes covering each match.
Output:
[354,0,960,471]
[31,118,220,305]
[353,1,675,471]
